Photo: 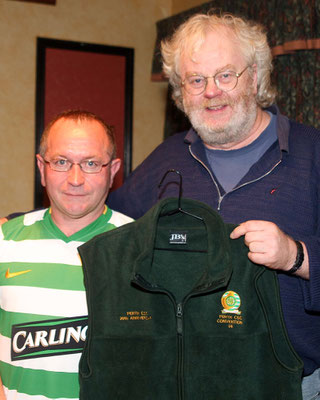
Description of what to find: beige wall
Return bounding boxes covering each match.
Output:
[0,0,172,215]
[172,0,207,15]
[0,0,205,216]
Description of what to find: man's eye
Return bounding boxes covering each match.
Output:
[54,159,67,166]
[218,72,234,81]
[188,76,205,86]
[84,160,99,168]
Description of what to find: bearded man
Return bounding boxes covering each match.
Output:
[108,12,320,399]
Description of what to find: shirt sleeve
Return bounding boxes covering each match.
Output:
[299,235,320,312]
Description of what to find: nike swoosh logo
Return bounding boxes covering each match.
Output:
[5,268,32,279]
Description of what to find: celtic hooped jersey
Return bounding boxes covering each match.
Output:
[0,207,133,400]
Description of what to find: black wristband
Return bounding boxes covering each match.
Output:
[286,241,304,275]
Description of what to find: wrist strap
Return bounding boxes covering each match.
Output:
[286,241,304,275]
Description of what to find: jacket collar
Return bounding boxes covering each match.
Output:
[132,198,233,294]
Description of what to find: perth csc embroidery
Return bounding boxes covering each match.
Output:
[120,311,152,321]
[216,291,243,329]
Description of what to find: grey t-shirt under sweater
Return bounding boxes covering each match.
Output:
[205,113,277,193]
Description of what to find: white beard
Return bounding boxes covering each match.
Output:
[183,87,258,148]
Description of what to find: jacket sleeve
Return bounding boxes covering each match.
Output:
[298,144,320,312]
[300,235,320,312]
[108,140,173,219]
[108,132,190,219]
[107,165,153,220]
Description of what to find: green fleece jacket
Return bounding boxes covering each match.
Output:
[79,198,303,400]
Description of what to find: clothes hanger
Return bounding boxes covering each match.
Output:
[158,169,203,221]
[155,169,206,252]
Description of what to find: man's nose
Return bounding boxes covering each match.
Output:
[203,77,223,98]
[67,163,85,186]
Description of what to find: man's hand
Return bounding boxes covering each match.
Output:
[0,376,6,400]
[230,220,309,279]
[0,218,8,226]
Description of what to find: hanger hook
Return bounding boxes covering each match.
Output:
[158,169,182,209]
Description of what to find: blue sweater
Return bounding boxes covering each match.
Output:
[108,105,320,376]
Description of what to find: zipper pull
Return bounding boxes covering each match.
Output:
[176,303,183,335]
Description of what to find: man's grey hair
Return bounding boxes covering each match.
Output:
[161,12,277,111]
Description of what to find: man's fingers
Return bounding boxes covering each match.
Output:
[247,241,266,254]
[230,223,248,239]
[247,252,269,265]
[230,220,276,239]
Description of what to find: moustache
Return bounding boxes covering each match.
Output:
[189,100,232,111]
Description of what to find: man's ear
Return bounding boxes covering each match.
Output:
[251,64,258,95]
[108,158,121,189]
[36,154,47,187]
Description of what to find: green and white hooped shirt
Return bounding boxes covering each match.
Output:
[0,207,133,400]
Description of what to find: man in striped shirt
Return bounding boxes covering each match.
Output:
[0,110,132,400]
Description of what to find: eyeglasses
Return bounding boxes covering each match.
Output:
[43,158,112,174]
[181,66,250,95]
